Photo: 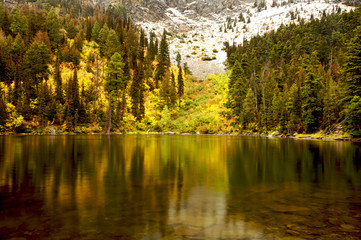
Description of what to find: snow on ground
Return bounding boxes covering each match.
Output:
[137,0,355,80]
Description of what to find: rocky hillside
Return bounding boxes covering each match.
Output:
[120,0,355,79]
[120,0,244,21]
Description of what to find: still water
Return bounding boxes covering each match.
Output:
[0,135,361,239]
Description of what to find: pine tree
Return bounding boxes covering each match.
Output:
[104,29,121,59]
[46,8,62,49]
[10,6,28,37]
[301,56,324,133]
[227,61,248,119]
[86,17,92,41]
[67,69,80,127]
[155,29,169,88]
[322,79,341,130]
[286,83,302,132]
[0,89,7,128]
[54,52,63,103]
[2,7,10,36]
[242,88,257,128]
[177,66,184,104]
[91,20,101,42]
[130,59,140,119]
[98,24,110,57]
[176,52,181,66]
[344,26,361,101]
[104,52,125,132]
[22,41,51,98]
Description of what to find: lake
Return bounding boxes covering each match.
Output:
[0,135,361,239]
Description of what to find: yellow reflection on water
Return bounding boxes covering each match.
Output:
[0,135,361,239]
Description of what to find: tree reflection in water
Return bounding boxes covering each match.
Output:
[0,135,360,239]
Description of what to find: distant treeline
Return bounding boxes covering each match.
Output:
[225,8,361,136]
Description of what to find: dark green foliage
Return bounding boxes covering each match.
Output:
[160,73,177,109]
[155,29,169,88]
[344,96,361,137]
[177,66,184,102]
[91,20,101,42]
[227,61,248,119]
[130,59,145,120]
[226,8,361,134]
[176,52,181,66]
[22,41,51,98]
[0,92,7,128]
[66,69,80,127]
[46,8,62,49]
[10,6,28,37]
[54,52,63,103]
[105,52,125,94]
[344,26,361,101]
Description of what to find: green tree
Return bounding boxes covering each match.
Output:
[46,8,62,49]
[344,26,361,101]
[177,66,184,104]
[91,20,101,42]
[0,91,7,128]
[344,96,361,137]
[104,29,121,59]
[176,52,181,66]
[66,69,80,127]
[242,88,257,128]
[155,29,169,88]
[227,60,248,119]
[98,24,109,57]
[22,41,51,98]
[104,52,125,132]
[301,60,324,133]
[10,6,28,37]
[286,83,302,132]
[160,73,177,109]
[54,52,63,103]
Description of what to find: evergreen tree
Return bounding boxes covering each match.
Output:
[104,29,121,59]
[22,41,51,98]
[46,8,62,49]
[344,26,361,101]
[91,20,101,42]
[98,24,110,57]
[286,83,301,132]
[86,17,92,41]
[67,69,80,127]
[54,52,63,103]
[242,88,257,128]
[160,72,177,109]
[104,52,125,132]
[0,90,7,128]
[322,79,341,130]
[10,6,28,37]
[227,61,248,119]
[155,29,169,88]
[177,66,184,104]
[176,52,181,66]
[130,59,140,119]
[301,56,324,133]
[2,7,10,36]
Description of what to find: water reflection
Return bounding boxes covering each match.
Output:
[0,135,361,239]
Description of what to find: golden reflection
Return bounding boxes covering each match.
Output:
[0,135,360,239]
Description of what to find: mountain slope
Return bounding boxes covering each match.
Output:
[122,0,355,79]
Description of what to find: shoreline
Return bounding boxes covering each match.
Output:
[0,131,359,142]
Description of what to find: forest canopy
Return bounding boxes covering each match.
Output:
[0,1,360,137]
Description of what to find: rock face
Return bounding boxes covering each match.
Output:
[120,0,244,21]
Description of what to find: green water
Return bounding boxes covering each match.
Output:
[0,135,361,239]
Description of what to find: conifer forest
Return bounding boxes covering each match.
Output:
[0,1,360,137]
